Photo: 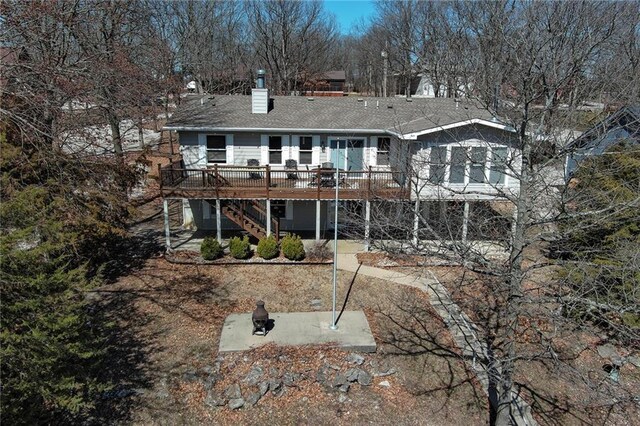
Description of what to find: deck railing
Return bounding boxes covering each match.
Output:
[159,160,409,200]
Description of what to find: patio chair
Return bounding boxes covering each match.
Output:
[247,159,262,179]
[285,159,298,180]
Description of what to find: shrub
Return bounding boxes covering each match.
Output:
[281,233,305,261]
[229,235,251,259]
[201,236,223,260]
[256,234,279,259]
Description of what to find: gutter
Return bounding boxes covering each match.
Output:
[163,126,403,138]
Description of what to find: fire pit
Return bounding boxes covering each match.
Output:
[252,300,269,336]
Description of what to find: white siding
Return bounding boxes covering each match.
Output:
[233,133,261,165]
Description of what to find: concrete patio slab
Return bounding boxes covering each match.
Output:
[218,310,376,353]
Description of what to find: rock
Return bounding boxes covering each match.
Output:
[372,368,396,377]
[201,365,216,375]
[338,393,348,403]
[224,383,242,400]
[203,374,218,391]
[345,368,360,382]
[357,370,372,386]
[272,386,286,397]
[155,378,170,399]
[245,391,262,407]
[258,381,269,396]
[183,369,198,382]
[228,398,245,410]
[378,380,391,388]
[269,378,282,394]
[204,390,226,408]
[333,374,347,388]
[278,355,289,362]
[338,383,350,393]
[327,363,341,371]
[244,366,264,385]
[269,367,279,377]
[597,344,620,360]
[346,353,365,365]
[627,355,640,368]
[302,396,309,403]
[370,359,396,377]
[283,372,297,387]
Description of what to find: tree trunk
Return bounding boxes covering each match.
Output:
[109,113,124,160]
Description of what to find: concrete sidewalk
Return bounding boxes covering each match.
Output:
[218,310,376,353]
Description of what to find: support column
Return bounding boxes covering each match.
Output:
[315,200,321,240]
[364,200,371,251]
[163,199,171,251]
[216,199,222,243]
[412,198,420,246]
[462,201,470,242]
[266,199,271,236]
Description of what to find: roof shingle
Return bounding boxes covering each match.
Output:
[165,95,495,134]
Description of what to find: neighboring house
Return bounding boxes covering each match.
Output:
[161,73,520,249]
[302,70,346,96]
[564,106,640,179]
[409,74,467,99]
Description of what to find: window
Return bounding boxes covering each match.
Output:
[377,137,391,166]
[206,135,226,164]
[299,136,312,165]
[469,147,487,183]
[490,147,508,184]
[450,147,466,183]
[269,136,282,164]
[428,146,447,184]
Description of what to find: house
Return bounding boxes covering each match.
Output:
[161,71,520,250]
[564,105,640,180]
[302,70,346,96]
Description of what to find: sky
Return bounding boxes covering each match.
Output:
[323,0,377,34]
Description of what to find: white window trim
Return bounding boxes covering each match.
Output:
[425,142,512,187]
[327,136,367,171]
[298,135,314,166]
[266,134,285,165]
[203,134,228,165]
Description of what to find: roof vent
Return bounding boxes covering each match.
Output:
[387,104,393,109]
[307,97,314,101]
[406,97,413,102]
[357,98,364,102]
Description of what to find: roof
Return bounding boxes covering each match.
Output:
[165,95,507,138]
[320,70,346,81]
[565,105,640,151]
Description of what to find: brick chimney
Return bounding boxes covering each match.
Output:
[252,69,268,114]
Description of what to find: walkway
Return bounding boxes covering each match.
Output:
[336,252,537,426]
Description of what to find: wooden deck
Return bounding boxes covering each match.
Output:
[159,162,410,200]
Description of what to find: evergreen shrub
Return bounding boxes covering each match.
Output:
[281,233,305,261]
[201,236,223,260]
[229,235,251,259]
[256,235,279,259]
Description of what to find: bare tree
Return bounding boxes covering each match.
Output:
[244,0,338,95]
[345,1,639,424]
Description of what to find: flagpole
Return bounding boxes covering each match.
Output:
[330,157,339,330]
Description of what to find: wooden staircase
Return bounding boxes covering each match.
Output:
[217,199,279,241]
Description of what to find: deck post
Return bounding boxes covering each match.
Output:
[364,200,371,251]
[216,199,222,243]
[462,201,470,242]
[412,198,420,246]
[163,199,171,251]
[315,200,321,240]
[266,199,271,236]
